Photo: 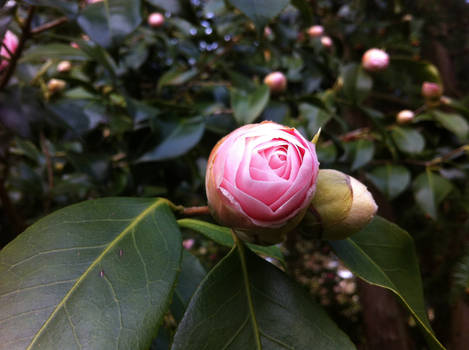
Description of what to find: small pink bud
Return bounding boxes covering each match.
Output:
[86,0,103,3]
[307,25,324,38]
[396,110,414,124]
[361,48,389,72]
[57,61,72,73]
[182,239,195,250]
[47,79,66,94]
[0,30,19,71]
[148,12,165,28]
[263,71,287,94]
[320,36,333,48]
[70,42,80,49]
[264,26,272,37]
[421,82,443,99]
[206,121,320,245]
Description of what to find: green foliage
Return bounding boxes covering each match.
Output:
[1,0,469,348]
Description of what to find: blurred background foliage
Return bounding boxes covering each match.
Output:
[1,0,469,348]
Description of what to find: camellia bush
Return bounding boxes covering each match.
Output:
[1,0,468,349]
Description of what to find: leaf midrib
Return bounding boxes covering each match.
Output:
[26,198,164,350]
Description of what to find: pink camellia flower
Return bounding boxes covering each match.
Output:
[361,48,389,72]
[205,121,320,245]
[307,25,324,38]
[320,36,333,48]
[421,81,442,99]
[263,71,287,94]
[0,30,19,71]
[148,12,165,28]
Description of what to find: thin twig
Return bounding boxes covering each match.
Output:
[181,206,210,216]
[31,16,68,35]
[0,6,35,90]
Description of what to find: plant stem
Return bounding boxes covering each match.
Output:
[179,205,210,216]
[31,16,68,35]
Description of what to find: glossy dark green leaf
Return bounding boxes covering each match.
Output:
[391,126,425,154]
[330,216,445,350]
[0,198,182,350]
[177,219,285,265]
[77,0,142,48]
[21,44,89,62]
[157,68,199,90]
[349,139,375,171]
[299,103,331,135]
[171,251,206,321]
[413,170,453,219]
[147,0,183,14]
[227,0,290,29]
[24,0,78,17]
[231,85,270,125]
[171,244,356,350]
[367,164,411,199]
[432,110,469,140]
[137,117,205,162]
[341,63,373,104]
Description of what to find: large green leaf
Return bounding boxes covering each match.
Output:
[21,44,89,62]
[346,139,375,171]
[177,218,285,265]
[391,126,425,154]
[137,117,205,162]
[432,110,469,141]
[24,0,78,17]
[413,170,453,219]
[171,243,356,350]
[329,216,445,350]
[367,164,411,199]
[231,85,270,125]
[0,198,182,350]
[77,0,142,48]
[227,0,290,29]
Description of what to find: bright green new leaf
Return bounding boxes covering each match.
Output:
[171,244,356,350]
[329,216,445,350]
[0,198,182,350]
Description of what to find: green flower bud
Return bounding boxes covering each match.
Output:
[300,169,378,240]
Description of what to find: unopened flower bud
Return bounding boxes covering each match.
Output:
[300,169,377,240]
[321,36,333,48]
[47,79,66,94]
[263,71,287,94]
[396,110,414,124]
[307,25,324,38]
[264,26,272,37]
[57,61,72,73]
[421,82,442,99]
[0,31,18,71]
[361,48,389,72]
[148,12,165,28]
[206,121,320,245]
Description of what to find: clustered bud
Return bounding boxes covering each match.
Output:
[47,79,66,94]
[321,36,333,48]
[57,61,72,73]
[263,71,287,94]
[148,12,165,28]
[421,81,442,99]
[300,169,377,240]
[205,122,319,245]
[361,48,389,72]
[0,30,19,71]
[396,110,414,124]
[307,25,324,38]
